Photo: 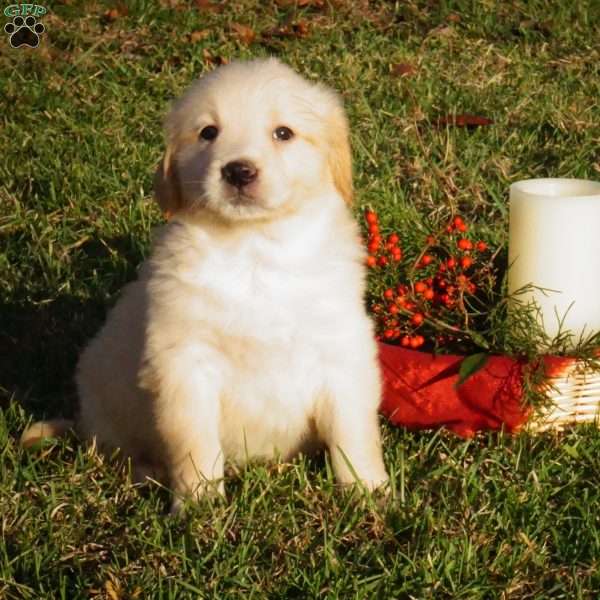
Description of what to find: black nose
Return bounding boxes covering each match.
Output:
[221,160,258,188]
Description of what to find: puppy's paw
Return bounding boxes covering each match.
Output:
[169,495,186,516]
[360,473,390,493]
[335,478,391,516]
[20,419,74,448]
[169,479,226,515]
[336,462,389,494]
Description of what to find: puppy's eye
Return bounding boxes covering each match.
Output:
[273,126,294,141]
[199,125,219,141]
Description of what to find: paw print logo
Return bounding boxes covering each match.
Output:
[4,15,45,48]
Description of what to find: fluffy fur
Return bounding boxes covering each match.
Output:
[24,58,388,511]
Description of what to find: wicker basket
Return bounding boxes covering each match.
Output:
[532,361,600,431]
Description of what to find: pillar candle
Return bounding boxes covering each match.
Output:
[508,178,600,345]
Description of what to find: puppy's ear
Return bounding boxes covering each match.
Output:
[327,109,353,206]
[154,146,182,219]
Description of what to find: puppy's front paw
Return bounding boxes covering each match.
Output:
[169,479,226,515]
[169,495,186,516]
[340,470,389,497]
[330,446,389,493]
[360,473,389,493]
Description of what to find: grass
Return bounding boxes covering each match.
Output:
[1,0,600,597]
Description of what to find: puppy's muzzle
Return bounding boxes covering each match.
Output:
[221,160,258,189]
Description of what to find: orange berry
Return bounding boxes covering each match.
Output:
[423,289,435,300]
[460,256,473,269]
[365,210,378,225]
[453,216,464,228]
[457,222,468,232]
[383,329,395,339]
[410,335,424,349]
[368,223,379,235]
[420,254,433,266]
[387,233,399,245]
[414,281,427,293]
[446,257,457,269]
[476,241,487,252]
[366,255,377,267]
[457,238,473,251]
[411,312,424,326]
[401,335,411,347]
[389,304,399,314]
[383,288,394,299]
[377,255,389,266]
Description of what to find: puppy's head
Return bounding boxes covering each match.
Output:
[155,58,352,222]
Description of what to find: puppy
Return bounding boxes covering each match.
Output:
[23,58,388,511]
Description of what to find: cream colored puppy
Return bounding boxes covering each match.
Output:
[25,58,388,511]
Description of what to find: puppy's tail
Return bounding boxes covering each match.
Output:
[20,419,75,448]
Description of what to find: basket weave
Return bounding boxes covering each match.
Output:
[532,361,600,431]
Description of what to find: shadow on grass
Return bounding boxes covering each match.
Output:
[1,235,146,421]
[0,294,104,419]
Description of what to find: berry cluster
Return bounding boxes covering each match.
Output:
[364,209,494,351]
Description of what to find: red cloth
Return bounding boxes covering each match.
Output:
[378,343,532,437]
[378,343,578,436]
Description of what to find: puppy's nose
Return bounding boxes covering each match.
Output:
[221,160,258,188]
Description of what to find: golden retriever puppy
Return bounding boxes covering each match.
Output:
[24,58,388,511]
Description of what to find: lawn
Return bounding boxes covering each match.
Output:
[1,0,600,597]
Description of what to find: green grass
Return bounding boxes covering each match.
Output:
[2,0,600,597]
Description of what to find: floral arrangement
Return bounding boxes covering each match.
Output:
[363,208,498,354]
[363,207,600,437]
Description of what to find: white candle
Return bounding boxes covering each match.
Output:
[508,178,600,345]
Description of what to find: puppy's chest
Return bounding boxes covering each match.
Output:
[192,248,333,338]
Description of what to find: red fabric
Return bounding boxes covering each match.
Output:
[378,343,533,437]
[378,344,579,436]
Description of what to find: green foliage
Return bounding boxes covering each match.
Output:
[456,352,489,387]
